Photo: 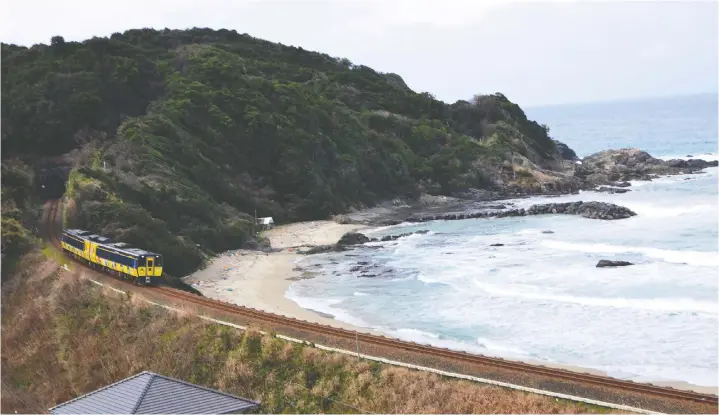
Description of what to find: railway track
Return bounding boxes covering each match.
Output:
[152,285,718,405]
[45,199,60,246]
[45,199,719,411]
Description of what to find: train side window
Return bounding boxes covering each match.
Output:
[67,236,84,250]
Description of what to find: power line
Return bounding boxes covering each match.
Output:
[287,381,376,414]
[1,378,46,414]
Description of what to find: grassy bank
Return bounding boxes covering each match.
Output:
[1,259,617,414]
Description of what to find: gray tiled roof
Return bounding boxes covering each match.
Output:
[49,371,260,414]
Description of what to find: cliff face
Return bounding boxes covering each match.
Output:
[2,28,577,276]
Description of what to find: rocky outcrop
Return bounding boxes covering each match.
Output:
[306,203,634,256]
[303,230,432,255]
[596,260,634,267]
[348,260,392,278]
[402,201,636,222]
[337,232,370,246]
[302,231,370,254]
[665,158,719,169]
[527,201,636,219]
[579,148,718,185]
[553,140,579,161]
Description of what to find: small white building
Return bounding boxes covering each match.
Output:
[256,217,274,231]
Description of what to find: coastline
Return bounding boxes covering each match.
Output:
[185,218,717,396]
[185,220,382,334]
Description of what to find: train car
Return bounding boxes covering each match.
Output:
[60,228,163,285]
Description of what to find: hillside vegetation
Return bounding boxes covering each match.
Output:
[1,28,578,276]
[0,160,41,276]
[1,262,615,414]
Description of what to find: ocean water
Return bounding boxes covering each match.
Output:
[286,93,719,387]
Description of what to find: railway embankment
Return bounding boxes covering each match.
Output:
[2,253,628,415]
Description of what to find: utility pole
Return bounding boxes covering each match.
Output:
[253,209,257,235]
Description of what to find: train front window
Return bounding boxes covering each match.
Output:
[155,256,163,267]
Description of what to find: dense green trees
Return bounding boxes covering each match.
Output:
[1,28,570,276]
[1,161,39,276]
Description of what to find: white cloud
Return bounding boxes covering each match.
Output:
[365,0,504,26]
[1,0,716,106]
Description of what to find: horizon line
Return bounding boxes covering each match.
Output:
[523,91,718,110]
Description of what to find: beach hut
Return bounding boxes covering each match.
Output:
[256,217,274,231]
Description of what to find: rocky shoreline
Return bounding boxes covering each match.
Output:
[305,148,717,259]
[399,201,636,224]
[302,148,716,264]
[307,201,636,255]
[332,148,716,227]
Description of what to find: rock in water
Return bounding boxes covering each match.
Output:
[580,148,718,185]
[376,230,430,242]
[575,201,636,220]
[527,201,636,220]
[596,260,634,267]
[358,273,378,278]
[304,244,345,254]
[541,230,555,234]
[595,186,631,194]
[337,232,370,246]
[489,243,504,247]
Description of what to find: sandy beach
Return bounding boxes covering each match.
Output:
[184,220,379,333]
[184,219,717,395]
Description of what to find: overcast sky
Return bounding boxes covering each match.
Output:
[2,0,717,107]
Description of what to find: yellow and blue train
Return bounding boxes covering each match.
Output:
[61,228,163,285]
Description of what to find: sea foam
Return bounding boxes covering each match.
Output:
[542,240,719,267]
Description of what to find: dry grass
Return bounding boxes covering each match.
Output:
[1,262,621,414]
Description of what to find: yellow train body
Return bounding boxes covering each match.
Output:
[61,229,163,285]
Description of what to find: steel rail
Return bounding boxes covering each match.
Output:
[43,199,719,408]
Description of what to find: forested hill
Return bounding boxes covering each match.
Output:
[1,28,579,277]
